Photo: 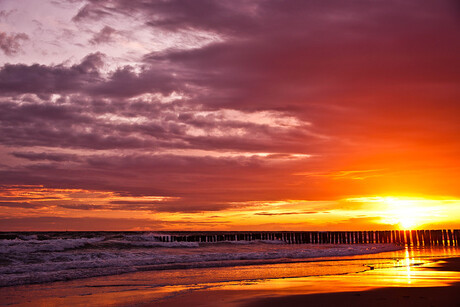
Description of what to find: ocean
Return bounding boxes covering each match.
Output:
[0,231,404,287]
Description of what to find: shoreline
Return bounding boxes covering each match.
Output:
[242,257,460,307]
[1,247,459,306]
[145,250,460,307]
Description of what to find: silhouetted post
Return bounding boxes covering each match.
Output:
[405,230,411,246]
[424,230,430,246]
[417,230,423,246]
[418,230,423,246]
[447,230,453,246]
[410,230,416,246]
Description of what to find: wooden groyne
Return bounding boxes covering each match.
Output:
[157,230,460,246]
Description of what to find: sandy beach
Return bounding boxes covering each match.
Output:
[243,257,460,307]
[1,246,460,307]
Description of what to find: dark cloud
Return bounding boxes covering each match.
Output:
[89,26,117,45]
[11,152,80,162]
[0,201,44,209]
[254,211,324,216]
[0,32,29,56]
[0,52,179,98]
[0,216,164,231]
[0,52,104,94]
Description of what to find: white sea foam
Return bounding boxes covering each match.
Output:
[0,232,404,287]
[0,237,105,254]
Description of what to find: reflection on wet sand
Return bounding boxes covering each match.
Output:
[1,247,459,307]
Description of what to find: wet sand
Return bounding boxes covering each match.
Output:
[243,257,460,307]
[1,247,460,307]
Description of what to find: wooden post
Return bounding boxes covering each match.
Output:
[417,230,425,246]
[410,230,416,246]
[405,230,411,246]
[425,230,431,246]
[447,230,453,246]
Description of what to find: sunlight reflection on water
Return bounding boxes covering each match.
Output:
[1,246,460,307]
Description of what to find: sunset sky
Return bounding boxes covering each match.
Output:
[0,0,459,231]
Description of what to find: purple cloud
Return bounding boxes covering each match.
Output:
[89,26,118,45]
[0,32,29,56]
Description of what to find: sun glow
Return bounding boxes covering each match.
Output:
[383,197,428,230]
[345,196,460,230]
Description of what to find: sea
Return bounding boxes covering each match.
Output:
[0,231,405,287]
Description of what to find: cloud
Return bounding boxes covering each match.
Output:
[0,32,29,56]
[0,52,104,94]
[254,211,322,216]
[11,152,80,162]
[89,26,118,45]
[0,0,459,221]
[0,216,164,231]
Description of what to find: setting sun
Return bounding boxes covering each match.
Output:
[345,196,460,230]
[383,197,428,229]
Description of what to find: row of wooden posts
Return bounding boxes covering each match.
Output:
[157,230,460,246]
